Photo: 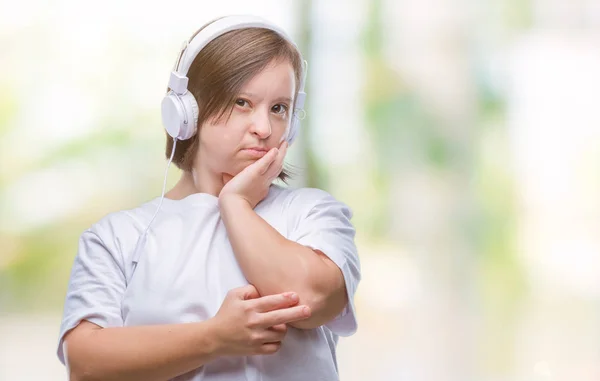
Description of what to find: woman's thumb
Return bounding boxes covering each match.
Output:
[237,284,260,300]
[259,148,278,174]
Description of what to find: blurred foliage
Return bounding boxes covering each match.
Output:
[295,0,329,191]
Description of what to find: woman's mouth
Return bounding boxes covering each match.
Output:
[241,148,269,158]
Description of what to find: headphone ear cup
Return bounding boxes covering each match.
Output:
[161,91,199,140]
[287,90,306,145]
[161,92,183,139]
[287,117,300,145]
[178,91,199,140]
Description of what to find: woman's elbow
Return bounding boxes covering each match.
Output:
[65,349,96,381]
[68,368,91,381]
[289,287,348,329]
[66,354,95,381]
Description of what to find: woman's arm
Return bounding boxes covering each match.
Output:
[219,196,348,329]
[63,320,218,381]
[63,286,311,381]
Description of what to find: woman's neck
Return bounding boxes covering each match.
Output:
[165,168,233,200]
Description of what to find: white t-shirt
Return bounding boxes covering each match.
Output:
[57,184,361,381]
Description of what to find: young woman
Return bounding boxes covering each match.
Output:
[57,15,360,381]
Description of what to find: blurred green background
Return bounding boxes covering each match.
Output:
[1,0,600,380]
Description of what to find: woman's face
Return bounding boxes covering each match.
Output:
[196,59,295,178]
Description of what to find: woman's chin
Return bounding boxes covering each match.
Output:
[239,157,260,167]
[228,161,255,176]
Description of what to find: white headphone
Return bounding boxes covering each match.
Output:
[160,15,308,145]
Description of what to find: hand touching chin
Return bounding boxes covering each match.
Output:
[219,141,288,209]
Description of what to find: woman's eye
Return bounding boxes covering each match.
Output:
[272,104,288,115]
[235,99,249,107]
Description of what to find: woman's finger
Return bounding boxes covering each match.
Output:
[258,148,279,175]
[259,341,282,355]
[265,142,288,179]
[249,292,299,313]
[259,305,311,328]
[269,323,288,333]
[263,159,280,180]
[279,141,288,160]
[260,328,286,343]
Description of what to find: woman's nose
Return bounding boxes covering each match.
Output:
[249,109,272,139]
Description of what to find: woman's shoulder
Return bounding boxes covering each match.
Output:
[267,184,346,214]
[267,185,355,238]
[83,199,158,253]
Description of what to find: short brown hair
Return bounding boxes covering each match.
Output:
[165,20,303,181]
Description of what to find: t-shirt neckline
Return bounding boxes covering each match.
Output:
[150,192,220,211]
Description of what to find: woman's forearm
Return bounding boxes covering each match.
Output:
[219,196,347,328]
[64,319,223,381]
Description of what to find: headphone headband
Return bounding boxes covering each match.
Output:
[168,15,303,95]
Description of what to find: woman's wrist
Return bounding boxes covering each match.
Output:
[218,194,253,226]
[218,193,251,211]
[192,319,227,360]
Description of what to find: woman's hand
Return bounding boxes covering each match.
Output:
[210,284,311,356]
[219,141,288,209]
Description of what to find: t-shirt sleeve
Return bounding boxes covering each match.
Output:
[56,228,127,365]
[288,190,361,336]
